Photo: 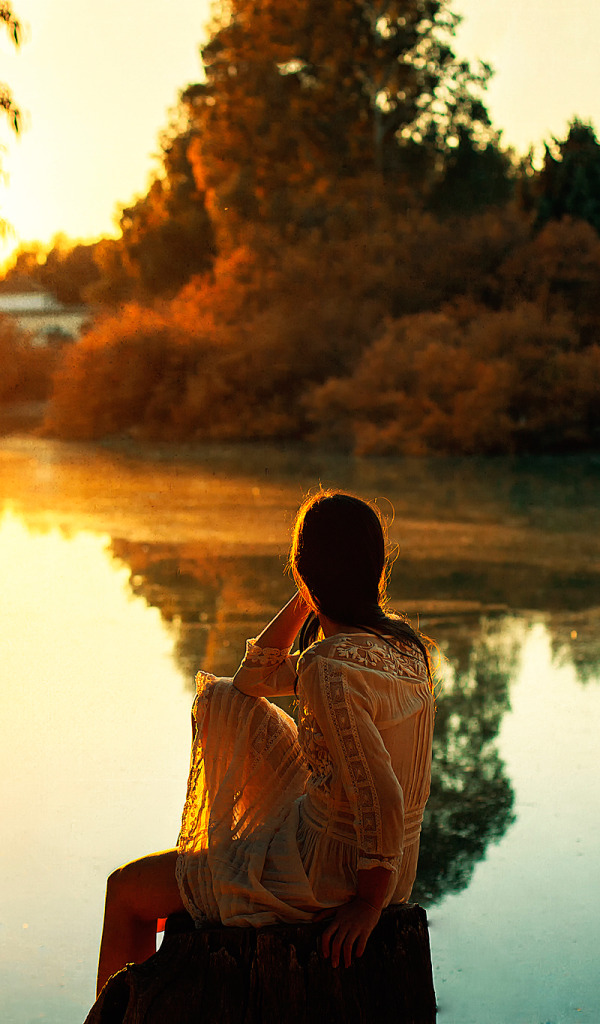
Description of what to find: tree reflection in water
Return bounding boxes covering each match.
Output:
[109,539,531,907]
[411,616,519,906]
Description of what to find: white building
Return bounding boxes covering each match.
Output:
[0,285,90,345]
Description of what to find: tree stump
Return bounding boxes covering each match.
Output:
[85,904,436,1024]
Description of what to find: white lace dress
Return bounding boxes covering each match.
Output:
[175,632,434,926]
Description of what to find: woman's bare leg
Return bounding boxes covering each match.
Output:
[96,848,184,997]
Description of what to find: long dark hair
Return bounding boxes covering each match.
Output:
[289,490,433,684]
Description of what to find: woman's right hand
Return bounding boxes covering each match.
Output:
[318,897,381,968]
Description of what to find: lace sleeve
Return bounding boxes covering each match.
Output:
[300,652,404,865]
[244,639,292,667]
[232,638,298,697]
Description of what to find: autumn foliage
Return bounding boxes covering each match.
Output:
[42,203,600,454]
[4,0,600,456]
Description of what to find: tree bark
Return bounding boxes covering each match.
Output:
[85,904,436,1024]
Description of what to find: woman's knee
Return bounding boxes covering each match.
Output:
[105,861,139,913]
[105,850,182,921]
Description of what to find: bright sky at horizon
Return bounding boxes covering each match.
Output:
[0,0,598,266]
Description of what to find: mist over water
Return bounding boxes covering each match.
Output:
[1,438,599,1023]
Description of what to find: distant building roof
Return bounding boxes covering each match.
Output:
[0,289,64,314]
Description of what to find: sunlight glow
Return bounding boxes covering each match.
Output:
[0,0,212,262]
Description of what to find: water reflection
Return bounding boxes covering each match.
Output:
[412,618,520,905]
[2,443,600,1022]
[109,539,291,681]
[547,607,600,685]
[108,537,600,685]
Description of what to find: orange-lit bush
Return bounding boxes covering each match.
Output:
[46,228,403,442]
[44,306,207,440]
[43,208,600,454]
[306,303,597,455]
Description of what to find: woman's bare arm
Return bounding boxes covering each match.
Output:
[231,592,310,690]
[244,592,310,653]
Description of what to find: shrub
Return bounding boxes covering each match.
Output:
[306,303,590,455]
[44,306,205,440]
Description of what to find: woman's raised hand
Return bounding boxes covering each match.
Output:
[249,591,311,652]
[318,897,381,969]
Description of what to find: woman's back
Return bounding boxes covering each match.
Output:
[296,632,434,903]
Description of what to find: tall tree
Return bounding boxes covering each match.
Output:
[185,0,494,241]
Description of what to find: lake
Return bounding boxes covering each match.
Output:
[1,436,599,1024]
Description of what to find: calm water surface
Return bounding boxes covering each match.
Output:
[1,437,599,1024]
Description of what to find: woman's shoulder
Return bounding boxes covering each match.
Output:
[298,631,428,683]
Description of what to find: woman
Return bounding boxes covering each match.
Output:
[95,490,435,995]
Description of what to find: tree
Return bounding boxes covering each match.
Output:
[185,0,495,243]
[77,102,217,306]
[114,108,216,298]
[304,302,597,456]
[534,119,600,234]
[0,316,59,405]
[429,125,515,214]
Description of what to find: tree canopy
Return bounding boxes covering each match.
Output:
[184,0,498,242]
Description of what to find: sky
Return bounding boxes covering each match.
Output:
[0,0,598,265]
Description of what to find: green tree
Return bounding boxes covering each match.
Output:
[185,0,495,243]
[430,125,515,214]
[534,119,600,234]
